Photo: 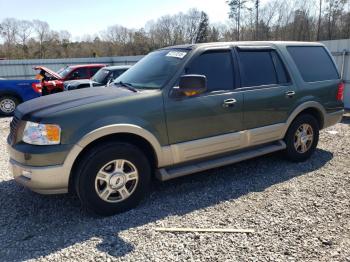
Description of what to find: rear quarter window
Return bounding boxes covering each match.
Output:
[287,46,339,82]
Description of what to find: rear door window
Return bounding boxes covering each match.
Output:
[237,50,289,87]
[287,46,339,82]
[113,69,127,79]
[90,67,101,77]
[185,50,234,92]
[69,68,89,80]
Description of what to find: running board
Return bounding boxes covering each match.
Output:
[156,140,286,181]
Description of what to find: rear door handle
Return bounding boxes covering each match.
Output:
[223,98,237,107]
[285,91,296,98]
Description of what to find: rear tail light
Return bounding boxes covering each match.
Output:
[336,82,344,101]
[31,82,42,94]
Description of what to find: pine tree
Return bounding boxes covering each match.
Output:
[228,0,248,41]
[195,12,209,43]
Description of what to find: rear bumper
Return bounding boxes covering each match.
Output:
[324,109,344,128]
[10,158,68,194]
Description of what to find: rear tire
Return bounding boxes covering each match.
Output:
[42,87,49,96]
[74,142,151,216]
[0,96,19,116]
[284,114,319,162]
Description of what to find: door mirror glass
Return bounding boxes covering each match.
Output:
[174,74,207,97]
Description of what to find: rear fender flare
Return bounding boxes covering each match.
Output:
[284,101,326,136]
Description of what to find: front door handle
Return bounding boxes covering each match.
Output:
[285,91,296,98]
[223,98,237,108]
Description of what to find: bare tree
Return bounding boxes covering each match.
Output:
[16,20,33,58]
[325,0,347,40]
[184,8,202,43]
[58,30,71,57]
[0,18,18,57]
[104,25,130,45]
[1,4,350,59]
[32,20,50,58]
[228,0,248,40]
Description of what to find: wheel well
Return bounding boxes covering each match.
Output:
[0,93,22,103]
[296,107,324,129]
[68,133,158,193]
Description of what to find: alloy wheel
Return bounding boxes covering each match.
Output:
[0,98,16,114]
[294,123,314,153]
[94,159,139,203]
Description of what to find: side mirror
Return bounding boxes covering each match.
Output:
[173,74,207,97]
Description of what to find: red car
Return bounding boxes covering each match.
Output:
[35,64,106,95]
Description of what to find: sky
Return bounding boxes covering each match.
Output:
[0,0,241,39]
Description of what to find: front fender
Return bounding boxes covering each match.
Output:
[76,123,172,167]
[63,114,172,168]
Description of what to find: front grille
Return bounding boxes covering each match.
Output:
[8,116,20,145]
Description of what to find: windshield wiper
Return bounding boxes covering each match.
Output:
[114,81,138,92]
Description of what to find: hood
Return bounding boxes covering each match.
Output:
[34,66,62,80]
[16,87,139,121]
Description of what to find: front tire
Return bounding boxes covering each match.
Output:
[284,114,319,162]
[74,142,151,216]
[0,96,19,116]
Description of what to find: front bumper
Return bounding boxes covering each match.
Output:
[8,143,83,195]
[10,158,68,194]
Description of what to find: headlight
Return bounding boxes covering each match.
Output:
[22,121,61,145]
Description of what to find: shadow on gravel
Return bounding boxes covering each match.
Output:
[341,114,350,124]
[0,148,333,261]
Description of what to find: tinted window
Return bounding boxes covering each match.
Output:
[58,66,72,78]
[90,67,101,76]
[186,50,234,92]
[238,51,278,87]
[271,51,290,84]
[92,69,110,83]
[70,68,89,79]
[287,46,339,82]
[113,69,127,78]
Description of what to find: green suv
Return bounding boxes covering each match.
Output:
[7,42,344,216]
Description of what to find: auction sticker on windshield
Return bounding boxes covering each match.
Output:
[166,51,187,59]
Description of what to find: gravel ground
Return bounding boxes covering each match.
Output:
[0,115,349,262]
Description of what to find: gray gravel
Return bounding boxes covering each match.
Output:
[0,115,349,262]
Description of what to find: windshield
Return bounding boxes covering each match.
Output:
[92,68,111,84]
[57,66,72,78]
[114,49,188,89]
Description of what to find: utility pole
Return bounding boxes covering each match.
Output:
[255,0,259,40]
[316,0,322,41]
